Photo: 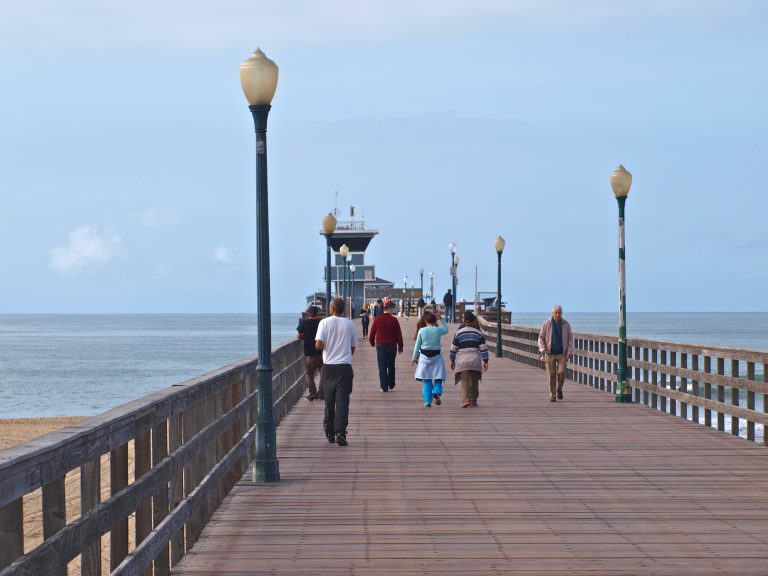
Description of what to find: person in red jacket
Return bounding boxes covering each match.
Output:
[368,300,404,392]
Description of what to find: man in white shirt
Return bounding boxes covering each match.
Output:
[315,297,357,446]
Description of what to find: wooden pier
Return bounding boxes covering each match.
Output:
[172,322,768,575]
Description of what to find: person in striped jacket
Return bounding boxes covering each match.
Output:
[449,311,489,407]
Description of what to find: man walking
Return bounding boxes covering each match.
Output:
[368,300,403,392]
[537,305,574,402]
[315,298,358,446]
[296,305,323,401]
[442,289,453,323]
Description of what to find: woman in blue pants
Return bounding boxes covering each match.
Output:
[412,309,449,407]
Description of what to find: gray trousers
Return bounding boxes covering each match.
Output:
[322,364,354,437]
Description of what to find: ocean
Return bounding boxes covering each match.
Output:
[0,312,766,419]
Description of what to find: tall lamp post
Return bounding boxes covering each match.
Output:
[345,254,352,315]
[240,48,279,482]
[349,264,356,318]
[419,268,424,296]
[494,236,505,357]
[429,271,434,301]
[453,255,460,322]
[322,213,337,315]
[339,243,349,303]
[448,243,457,322]
[611,165,633,404]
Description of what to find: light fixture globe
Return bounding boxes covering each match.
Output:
[610,165,632,198]
[453,256,460,266]
[429,271,434,278]
[339,244,349,258]
[349,264,356,273]
[240,48,279,106]
[322,212,337,235]
[494,236,506,255]
[448,242,457,254]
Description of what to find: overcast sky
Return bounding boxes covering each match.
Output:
[1,1,766,313]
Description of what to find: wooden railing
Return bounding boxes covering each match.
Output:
[480,318,768,446]
[0,340,304,576]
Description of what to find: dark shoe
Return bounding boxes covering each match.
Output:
[307,393,316,401]
[389,382,396,390]
[335,434,348,446]
[326,433,336,443]
[434,394,442,406]
[381,388,388,393]
[424,403,431,408]
[550,396,556,402]
[557,391,563,400]
[470,401,478,406]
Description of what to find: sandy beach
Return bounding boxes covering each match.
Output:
[1,417,135,575]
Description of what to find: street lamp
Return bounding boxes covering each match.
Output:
[494,236,505,357]
[240,48,279,482]
[322,213,337,316]
[349,264,356,319]
[429,271,434,301]
[346,254,352,316]
[339,243,349,302]
[610,164,633,404]
[453,255,460,323]
[448,242,457,322]
[419,268,424,296]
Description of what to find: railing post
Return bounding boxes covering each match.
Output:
[0,498,24,571]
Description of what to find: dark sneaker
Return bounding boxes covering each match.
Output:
[557,392,564,400]
[550,396,556,402]
[389,382,396,390]
[326,433,336,443]
[433,393,442,406]
[307,394,316,401]
[335,434,348,446]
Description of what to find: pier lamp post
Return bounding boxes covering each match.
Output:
[322,213,337,315]
[346,254,352,315]
[419,268,424,296]
[611,165,633,404]
[448,243,457,322]
[453,255,460,323]
[494,236,505,358]
[240,48,280,482]
[339,243,349,302]
[429,271,434,301]
[349,264,356,318]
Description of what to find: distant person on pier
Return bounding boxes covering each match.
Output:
[537,305,574,402]
[417,296,426,318]
[296,305,323,401]
[360,303,371,338]
[450,311,489,408]
[315,298,358,446]
[443,289,453,323]
[368,300,404,392]
[372,298,383,319]
[412,309,449,407]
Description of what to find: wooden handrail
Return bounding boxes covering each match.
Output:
[480,317,768,447]
[0,339,305,576]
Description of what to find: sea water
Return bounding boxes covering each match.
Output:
[0,313,766,419]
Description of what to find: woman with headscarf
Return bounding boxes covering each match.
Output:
[449,311,489,407]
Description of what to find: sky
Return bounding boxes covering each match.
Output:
[1,0,766,314]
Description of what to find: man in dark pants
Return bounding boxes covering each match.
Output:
[443,289,453,323]
[296,305,323,400]
[315,298,357,446]
[368,300,403,392]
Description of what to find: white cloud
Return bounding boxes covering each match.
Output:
[50,226,124,273]
[212,245,237,265]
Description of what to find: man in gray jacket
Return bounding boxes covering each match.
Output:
[537,305,574,402]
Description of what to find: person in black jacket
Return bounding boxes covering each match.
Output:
[442,289,453,323]
[296,306,323,400]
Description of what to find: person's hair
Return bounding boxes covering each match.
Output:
[463,310,479,328]
[307,305,319,316]
[331,298,345,314]
[424,312,437,325]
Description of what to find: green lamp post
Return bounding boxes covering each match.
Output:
[494,235,505,357]
[611,164,633,403]
[322,213,337,315]
[240,48,280,481]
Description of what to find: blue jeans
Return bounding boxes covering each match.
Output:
[422,379,443,405]
[375,345,397,391]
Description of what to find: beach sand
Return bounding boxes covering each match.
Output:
[1,417,136,575]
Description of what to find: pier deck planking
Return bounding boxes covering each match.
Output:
[172,321,768,575]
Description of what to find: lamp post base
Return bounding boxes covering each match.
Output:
[614,393,633,404]
[253,459,280,483]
